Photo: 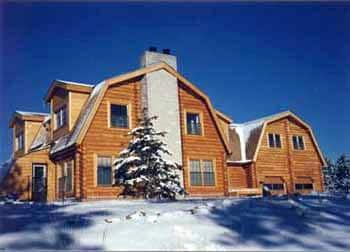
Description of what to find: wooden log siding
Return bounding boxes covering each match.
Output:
[227,163,249,189]
[25,121,42,153]
[178,82,227,196]
[288,118,324,192]
[0,149,56,201]
[70,92,89,131]
[255,117,324,193]
[80,78,141,199]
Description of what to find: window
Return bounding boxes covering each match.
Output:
[202,160,215,186]
[268,133,281,148]
[55,106,67,129]
[186,112,202,135]
[190,159,215,186]
[295,183,313,190]
[97,156,112,186]
[16,132,24,151]
[264,183,284,190]
[110,104,129,128]
[190,160,202,186]
[293,136,305,150]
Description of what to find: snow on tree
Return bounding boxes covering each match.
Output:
[334,154,350,194]
[324,154,350,194]
[323,158,337,193]
[114,110,185,200]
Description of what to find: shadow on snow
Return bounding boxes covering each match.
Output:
[0,202,112,250]
[207,195,350,250]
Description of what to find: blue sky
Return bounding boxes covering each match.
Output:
[1,2,349,163]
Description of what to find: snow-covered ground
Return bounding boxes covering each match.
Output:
[0,195,349,250]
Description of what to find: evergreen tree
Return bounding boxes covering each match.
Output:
[323,154,350,194]
[323,158,337,193]
[114,110,185,200]
[334,154,350,194]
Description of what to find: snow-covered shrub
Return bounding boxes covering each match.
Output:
[114,109,185,200]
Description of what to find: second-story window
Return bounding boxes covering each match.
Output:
[110,104,129,128]
[186,112,202,135]
[268,133,281,148]
[293,135,305,150]
[55,106,67,129]
[16,132,24,151]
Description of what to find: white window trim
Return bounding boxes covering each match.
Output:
[292,135,305,150]
[107,102,132,130]
[16,132,24,151]
[32,164,47,178]
[267,133,283,149]
[55,105,67,130]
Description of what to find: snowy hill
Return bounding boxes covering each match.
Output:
[0,195,349,250]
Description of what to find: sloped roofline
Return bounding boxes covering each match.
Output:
[252,111,326,166]
[9,111,49,128]
[74,62,231,154]
[44,80,93,102]
[215,109,233,123]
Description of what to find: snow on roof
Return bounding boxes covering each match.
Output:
[231,121,265,161]
[15,111,49,117]
[30,124,50,151]
[229,111,290,161]
[43,115,51,124]
[50,81,106,154]
[56,79,94,87]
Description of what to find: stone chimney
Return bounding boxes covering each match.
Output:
[140,47,184,185]
[140,48,177,70]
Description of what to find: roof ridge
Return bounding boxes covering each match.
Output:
[56,79,94,87]
[231,110,291,127]
[15,111,50,116]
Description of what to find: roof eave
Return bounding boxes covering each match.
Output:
[44,80,93,103]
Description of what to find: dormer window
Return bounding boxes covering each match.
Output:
[16,132,24,151]
[55,105,67,129]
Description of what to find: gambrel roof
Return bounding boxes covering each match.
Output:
[50,62,231,155]
[228,111,326,166]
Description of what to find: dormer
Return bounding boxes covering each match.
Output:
[44,80,93,141]
[9,111,49,158]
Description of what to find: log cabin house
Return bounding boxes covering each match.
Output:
[0,49,326,201]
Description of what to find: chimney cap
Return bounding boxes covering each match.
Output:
[163,48,171,55]
[149,46,157,52]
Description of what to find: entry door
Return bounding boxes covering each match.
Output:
[32,164,47,202]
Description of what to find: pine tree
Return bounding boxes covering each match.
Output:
[323,154,350,194]
[334,154,350,194]
[323,158,337,193]
[114,110,185,200]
